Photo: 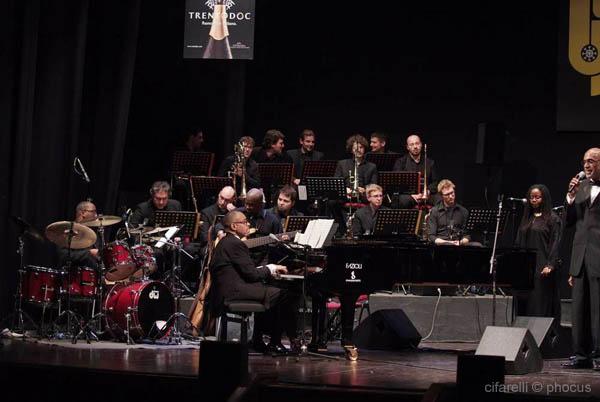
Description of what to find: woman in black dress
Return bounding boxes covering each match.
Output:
[515,184,562,319]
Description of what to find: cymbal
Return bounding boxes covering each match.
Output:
[45,221,97,249]
[128,226,154,235]
[10,216,45,242]
[145,226,177,235]
[81,215,122,227]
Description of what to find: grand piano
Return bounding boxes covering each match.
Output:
[309,238,536,350]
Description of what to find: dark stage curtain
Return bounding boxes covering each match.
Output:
[0,0,141,317]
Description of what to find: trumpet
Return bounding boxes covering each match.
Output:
[230,141,247,200]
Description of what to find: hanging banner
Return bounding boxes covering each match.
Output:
[183,0,255,60]
[557,0,600,131]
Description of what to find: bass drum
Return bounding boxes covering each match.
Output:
[104,281,174,340]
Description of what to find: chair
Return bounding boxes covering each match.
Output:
[216,300,266,344]
[325,294,370,341]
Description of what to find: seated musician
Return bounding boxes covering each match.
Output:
[368,131,390,154]
[216,136,260,191]
[269,185,303,229]
[427,179,472,246]
[129,181,182,227]
[250,129,294,164]
[210,210,299,354]
[351,184,389,236]
[287,129,324,185]
[199,186,237,247]
[393,133,439,208]
[57,200,99,269]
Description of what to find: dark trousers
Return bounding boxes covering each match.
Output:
[572,260,600,360]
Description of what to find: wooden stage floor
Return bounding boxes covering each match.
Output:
[1,338,599,402]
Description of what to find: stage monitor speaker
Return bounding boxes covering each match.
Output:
[475,122,506,165]
[513,316,571,358]
[475,326,543,374]
[352,308,421,350]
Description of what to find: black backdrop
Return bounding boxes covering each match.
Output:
[2,0,599,317]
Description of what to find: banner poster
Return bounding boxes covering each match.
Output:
[183,0,255,60]
[557,0,600,131]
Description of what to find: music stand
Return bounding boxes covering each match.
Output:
[379,171,421,195]
[465,208,509,246]
[300,160,338,182]
[366,153,401,172]
[284,215,327,232]
[373,209,422,236]
[189,176,233,209]
[171,151,214,176]
[154,211,200,240]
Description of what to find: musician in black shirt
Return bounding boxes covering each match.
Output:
[251,129,294,164]
[352,184,389,236]
[216,136,260,190]
[269,185,303,229]
[427,180,470,246]
[335,134,378,196]
[287,129,324,185]
[130,181,182,227]
[199,186,236,246]
[393,134,439,208]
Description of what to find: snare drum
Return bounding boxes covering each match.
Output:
[102,241,137,282]
[104,281,174,340]
[22,265,59,304]
[60,266,98,299]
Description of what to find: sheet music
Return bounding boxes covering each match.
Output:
[155,226,180,248]
[295,219,335,249]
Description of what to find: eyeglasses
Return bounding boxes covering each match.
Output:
[582,159,599,166]
[442,191,455,197]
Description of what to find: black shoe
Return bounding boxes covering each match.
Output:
[562,356,592,369]
[593,360,600,371]
[266,342,289,356]
[307,341,328,353]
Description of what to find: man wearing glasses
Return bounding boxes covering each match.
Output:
[351,184,388,236]
[210,210,297,354]
[427,179,471,246]
[563,148,600,370]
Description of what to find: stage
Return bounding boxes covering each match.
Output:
[1,336,598,402]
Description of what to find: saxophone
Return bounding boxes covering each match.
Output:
[230,141,247,200]
[345,143,360,238]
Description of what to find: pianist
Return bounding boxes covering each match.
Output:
[352,184,389,236]
[427,179,471,246]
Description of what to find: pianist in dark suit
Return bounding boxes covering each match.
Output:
[209,210,296,355]
[427,179,471,246]
[351,184,389,236]
[563,148,600,370]
[287,129,324,185]
[515,184,562,319]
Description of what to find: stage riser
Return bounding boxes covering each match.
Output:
[368,293,513,342]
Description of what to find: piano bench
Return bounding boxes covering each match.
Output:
[216,301,266,344]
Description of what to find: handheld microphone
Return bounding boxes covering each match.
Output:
[568,171,586,193]
[507,197,527,205]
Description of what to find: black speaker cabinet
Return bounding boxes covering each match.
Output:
[475,326,543,374]
[352,309,422,350]
[513,316,571,358]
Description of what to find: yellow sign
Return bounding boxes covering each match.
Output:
[569,0,600,95]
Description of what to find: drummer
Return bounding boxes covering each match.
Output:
[56,200,99,270]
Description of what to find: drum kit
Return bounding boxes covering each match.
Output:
[4,213,188,344]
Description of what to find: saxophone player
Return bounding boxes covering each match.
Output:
[217,136,261,195]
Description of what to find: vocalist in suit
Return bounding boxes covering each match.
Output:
[209,210,297,354]
[514,184,562,319]
[563,148,600,370]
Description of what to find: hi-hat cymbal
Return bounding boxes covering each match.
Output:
[45,221,97,249]
[81,215,122,227]
[128,226,154,235]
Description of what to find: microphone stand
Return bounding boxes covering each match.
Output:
[489,194,504,326]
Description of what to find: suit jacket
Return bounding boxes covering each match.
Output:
[199,203,228,246]
[335,159,378,188]
[287,148,324,179]
[352,205,389,236]
[566,179,600,277]
[129,199,182,226]
[209,233,272,306]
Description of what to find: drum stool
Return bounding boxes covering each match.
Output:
[216,300,266,344]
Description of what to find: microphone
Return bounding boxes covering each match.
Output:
[552,205,565,212]
[568,171,586,193]
[75,157,91,183]
[506,197,527,205]
[268,233,296,252]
